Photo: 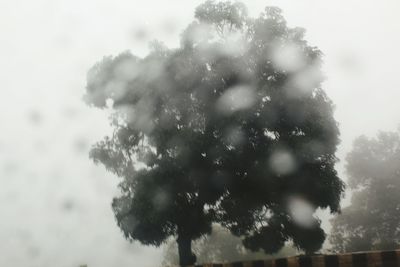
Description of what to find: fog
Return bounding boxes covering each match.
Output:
[1,0,400,266]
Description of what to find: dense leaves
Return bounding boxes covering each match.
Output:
[330,130,400,252]
[162,224,298,266]
[85,1,344,265]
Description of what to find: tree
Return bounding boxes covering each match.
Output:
[84,1,344,265]
[330,129,400,252]
[162,224,299,266]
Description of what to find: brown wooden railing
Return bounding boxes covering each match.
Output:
[178,249,400,267]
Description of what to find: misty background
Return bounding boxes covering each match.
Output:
[1,0,400,266]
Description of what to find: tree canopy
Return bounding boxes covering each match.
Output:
[162,224,298,266]
[330,129,400,252]
[84,1,344,265]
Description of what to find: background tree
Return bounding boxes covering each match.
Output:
[84,1,344,265]
[162,224,299,266]
[330,129,400,252]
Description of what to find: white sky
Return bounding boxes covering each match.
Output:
[1,0,400,266]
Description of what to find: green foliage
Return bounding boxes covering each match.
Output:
[194,0,248,32]
[162,224,299,266]
[330,129,400,252]
[84,1,344,265]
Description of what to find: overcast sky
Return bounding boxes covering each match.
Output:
[1,0,400,266]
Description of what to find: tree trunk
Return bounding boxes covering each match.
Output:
[177,235,196,266]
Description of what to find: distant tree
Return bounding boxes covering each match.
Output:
[329,130,400,252]
[162,224,299,266]
[84,1,344,265]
